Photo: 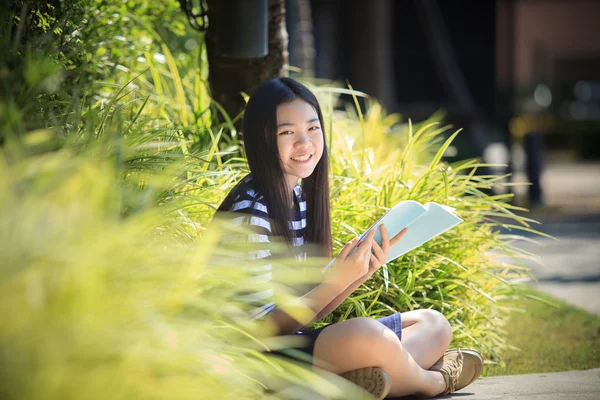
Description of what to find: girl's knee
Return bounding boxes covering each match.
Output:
[417,309,453,345]
[432,310,453,345]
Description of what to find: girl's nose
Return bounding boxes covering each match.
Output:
[294,131,311,147]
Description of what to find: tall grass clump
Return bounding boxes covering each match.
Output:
[0,107,380,400]
[309,87,541,363]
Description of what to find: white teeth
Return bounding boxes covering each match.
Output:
[291,154,311,161]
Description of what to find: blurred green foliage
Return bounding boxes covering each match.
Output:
[0,1,542,398]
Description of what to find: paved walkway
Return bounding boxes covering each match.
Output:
[466,159,600,399]
[504,213,600,315]
[388,369,600,400]
[498,157,600,315]
[457,368,600,400]
[390,369,600,399]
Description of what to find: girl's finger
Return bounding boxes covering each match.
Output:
[373,241,390,265]
[380,224,390,255]
[369,253,379,271]
[338,237,358,260]
[390,227,408,246]
[372,238,386,265]
[357,228,377,256]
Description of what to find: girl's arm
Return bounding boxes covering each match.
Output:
[220,210,352,335]
[265,263,370,335]
[262,229,380,335]
[313,272,370,322]
[313,226,408,322]
[264,279,349,335]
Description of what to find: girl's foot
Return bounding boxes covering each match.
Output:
[430,349,483,395]
[340,367,391,399]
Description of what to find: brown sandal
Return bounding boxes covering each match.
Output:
[430,349,484,395]
[340,367,391,399]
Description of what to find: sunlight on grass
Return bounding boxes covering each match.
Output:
[483,286,600,376]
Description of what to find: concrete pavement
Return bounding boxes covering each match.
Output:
[456,368,600,400]
[389,369,600,400]
[498,156,600,315]
[506,213,600,315]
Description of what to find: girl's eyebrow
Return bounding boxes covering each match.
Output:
[277,118,319,128]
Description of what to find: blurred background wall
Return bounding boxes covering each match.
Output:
[286,0,600,212]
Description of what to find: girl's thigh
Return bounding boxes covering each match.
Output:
[312,317,402,373]
[310,310,452,371]
[374,312,403,340]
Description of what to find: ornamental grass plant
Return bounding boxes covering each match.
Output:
[311,89,542,364]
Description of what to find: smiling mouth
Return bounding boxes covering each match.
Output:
[291,154,313,162]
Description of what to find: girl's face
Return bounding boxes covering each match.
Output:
[276,99,324,192]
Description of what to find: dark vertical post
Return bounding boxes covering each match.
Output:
[205,0,288,128]
[525,132,544,205]
[215,0,268,58]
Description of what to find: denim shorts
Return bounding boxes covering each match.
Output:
[270,312,403,364]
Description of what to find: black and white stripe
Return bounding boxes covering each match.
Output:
[223,174,307,319]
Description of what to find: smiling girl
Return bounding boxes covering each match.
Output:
[217,77,483,399]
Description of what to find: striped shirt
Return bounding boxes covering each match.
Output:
[222,174,307,319]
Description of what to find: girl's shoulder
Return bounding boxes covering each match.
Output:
[231,174,264,201]
[224,174,268,216]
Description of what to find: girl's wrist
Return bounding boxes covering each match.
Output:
[353,272,371,286]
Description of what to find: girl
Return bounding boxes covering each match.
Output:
[217,77,483,399]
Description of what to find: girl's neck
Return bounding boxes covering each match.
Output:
[285,176,299,197]
[285,179,299,208]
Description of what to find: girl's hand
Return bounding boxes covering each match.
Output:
[367,225,408,277]
[325,227,378,289]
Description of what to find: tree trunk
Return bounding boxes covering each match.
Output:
[205,0,288,128]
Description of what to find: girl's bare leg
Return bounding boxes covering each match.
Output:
[312,317,446,398]
[400,309,453,369]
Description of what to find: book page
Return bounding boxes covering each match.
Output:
[385,202,462,262]
[361,201,428,247]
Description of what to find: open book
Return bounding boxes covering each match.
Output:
[323,200,462,274]
[356,200,463,263]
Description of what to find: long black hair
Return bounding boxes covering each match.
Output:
[218,77,332,258]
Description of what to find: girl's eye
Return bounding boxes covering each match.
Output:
[309,126,321,131]
[278,131,293,136]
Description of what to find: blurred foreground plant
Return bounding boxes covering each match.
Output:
[0,134,377,400]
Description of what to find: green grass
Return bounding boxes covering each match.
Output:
[483,286,600,376]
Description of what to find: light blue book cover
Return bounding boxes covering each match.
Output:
[358,200,463,263]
